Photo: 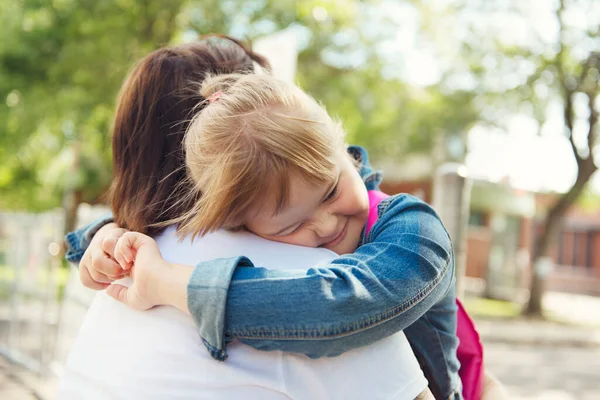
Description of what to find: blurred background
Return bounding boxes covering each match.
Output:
[0,0,599,399]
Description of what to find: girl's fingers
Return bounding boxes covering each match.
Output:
[117,232,154,270]
[79,264,111,290]
[113,237,134,270]
[101,234,122,260]
[107,284,149,310]
[112,243,126,270]
[87,266,114,285]
[121,245,134,266]
[106,284,130,306]
[91,248,123,279]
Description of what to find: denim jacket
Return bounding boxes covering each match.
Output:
[65,146,461,400]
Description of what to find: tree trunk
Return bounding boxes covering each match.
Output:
[525,42,599,315]
[61,138,82,257]
[63,189,83,238]
[524,161,597,316]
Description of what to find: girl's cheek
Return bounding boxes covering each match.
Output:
[299,229,319,247]
[281,229,312,247]
[348,187,368,212]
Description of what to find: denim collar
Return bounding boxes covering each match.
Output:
[347,145,383,191]
[347,145,384,247]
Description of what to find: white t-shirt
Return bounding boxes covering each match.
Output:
[58,227,427,400]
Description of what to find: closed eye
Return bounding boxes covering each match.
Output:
[323,184,339,203]
[288,222,304,235]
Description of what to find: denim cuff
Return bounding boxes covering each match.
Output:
[187,256,253,361]
[64,213,115,264]
[64,230,86,264]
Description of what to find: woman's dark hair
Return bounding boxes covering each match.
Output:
[109,35,270,235]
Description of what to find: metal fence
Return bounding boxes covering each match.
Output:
[0,205,108,377]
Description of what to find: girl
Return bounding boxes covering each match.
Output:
[108,73,462,399]
[60,39,435,400]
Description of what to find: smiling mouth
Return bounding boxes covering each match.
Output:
[325,218,349,248]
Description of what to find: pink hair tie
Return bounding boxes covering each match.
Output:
[208,91,223,104]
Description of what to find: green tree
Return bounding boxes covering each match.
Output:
[0,0,187,233]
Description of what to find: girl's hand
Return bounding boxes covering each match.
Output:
[106,232,171,311]
[79,223,129,290]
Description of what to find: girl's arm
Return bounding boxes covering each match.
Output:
[146,194,454,361]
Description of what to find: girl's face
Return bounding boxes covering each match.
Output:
[245,151,369,255]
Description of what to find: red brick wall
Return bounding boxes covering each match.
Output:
[547,267,600,296]
[519,217,532,251]
[465,228,492,279]
[562,231,575,266]
[380,180,433,203]
[593,234,600,278]
[575,232,588,267]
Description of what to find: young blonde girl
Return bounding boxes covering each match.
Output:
[110,73,462,399]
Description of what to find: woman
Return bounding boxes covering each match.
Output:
[61,36,432,399]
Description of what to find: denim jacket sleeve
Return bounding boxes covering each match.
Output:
[188,194,454,361]
[64,213,115,264]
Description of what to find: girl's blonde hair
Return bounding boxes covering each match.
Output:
[173,73,346,238]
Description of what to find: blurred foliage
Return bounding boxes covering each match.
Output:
[0,0,478,211]
[577,187,600,212]
[462,296,520,319]
[0,0,187,210]
[449,0,599,135]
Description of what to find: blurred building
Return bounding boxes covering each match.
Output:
[381,178,600,299]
